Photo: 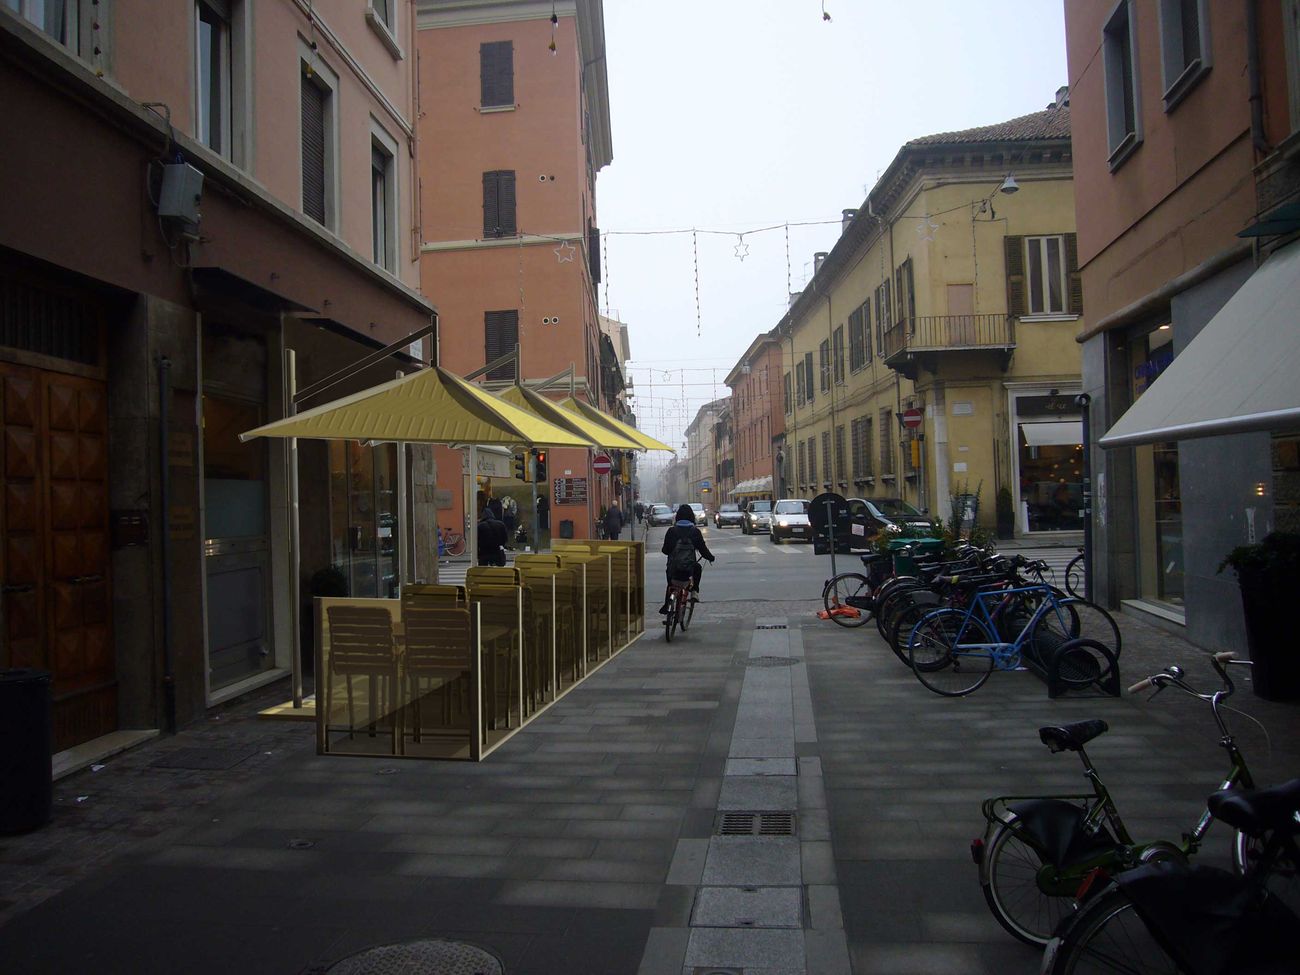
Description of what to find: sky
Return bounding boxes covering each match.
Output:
[595,0,1069,463]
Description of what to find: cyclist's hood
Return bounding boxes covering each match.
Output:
[675,519,695,527]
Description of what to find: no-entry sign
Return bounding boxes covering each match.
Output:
[592,453,613,474]
[901,408,924,430]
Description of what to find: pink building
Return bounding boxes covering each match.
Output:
[725,332,786,501]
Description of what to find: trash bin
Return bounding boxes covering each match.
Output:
[559,519,574,539]
[0,668,54,834]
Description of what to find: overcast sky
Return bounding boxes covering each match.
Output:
[595,0,1068,456]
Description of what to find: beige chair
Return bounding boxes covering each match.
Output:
[324,605,399,748]
[402,605,474,743]
[402,583,466,605]
[466,566,521,588]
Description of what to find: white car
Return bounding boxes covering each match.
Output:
[770,499,811,544]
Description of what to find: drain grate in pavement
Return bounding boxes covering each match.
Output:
[322,938,503,975]
[747,656,801,667]
[754,623,788,630]
[149,747,256,771]
[716,811,797,836]
[694,969,742,975]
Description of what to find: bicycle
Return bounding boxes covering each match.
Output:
[1065,548,1086,599]
[973,653,1264,947]
[1040,776,1300,974]
[905,581,1120,697]
[437,525,466,558]
[663,557,702,643]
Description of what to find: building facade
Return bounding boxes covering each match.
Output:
[725,332,784,502]
[414,0,614,542]
[776,98,1083,534]
[1065,0,1300,647]
[0,1,435,751]
[684,398,726,514]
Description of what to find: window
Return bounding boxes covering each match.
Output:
[196,1,231,155]
[484,310,519,381]
[1007,234,1082,318]
[1159,0,1210,108]
[807,437,817,487]
[895,258,915,332]
[848,303,870,371]
[482,170,517,238]
[371,127,398,271]
[795,363,805,407]
[804,352,815,403]
[834,425,846,482]
[480,40,514,108]
[874,280,892,354]
[301,51,339,229]
[852,416,873,480]
[818,340,830,393]
[9,0,96,58]
[832,326,845,385]
[797,441,807,488]
[879,409,894,475]
[821,431,831,485]
[1103,0,1142,166]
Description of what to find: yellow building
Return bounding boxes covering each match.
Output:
[778,94,1084,536]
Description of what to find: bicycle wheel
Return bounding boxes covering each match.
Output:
[874,581,923,641]
[822,573,872,628]
[1029,599,1121,672]
[447,534,466,556]
[1065,553,1086,600]
[664,594,677,643]
[982,817,1075,947]
[1042,886,1178,975]
[906,609,995,696]
[680,592,696,631]
[887,595,943,667]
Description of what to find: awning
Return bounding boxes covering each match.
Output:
[557,397,675,451]
[239,366,592,448]
[1101,242,1300,447]
[731,476,772,497]
[1020,421,1082,448]
[499,385,641,450]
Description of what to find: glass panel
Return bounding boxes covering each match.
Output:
[203,396,266,539]
[1130,325,1182,605]
[372,148,387,266]
[374,443,398,597]
[348,441,377,597]
[1027,239,1045,314]
[197,2,226,153]
[1153,443,1183,603]
[1046,237,1063,312]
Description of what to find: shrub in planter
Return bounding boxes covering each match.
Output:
[1218,532,1300,700]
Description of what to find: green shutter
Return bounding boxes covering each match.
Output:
[1065,233,1083,316]
[1004,235,1025,318]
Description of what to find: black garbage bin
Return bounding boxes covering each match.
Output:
[1239,574,1300,701]
[0,668,54,834]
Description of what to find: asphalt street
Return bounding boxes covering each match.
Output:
[1,526,1296,974]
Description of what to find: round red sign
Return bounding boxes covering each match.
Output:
[901,408,924,430]
[592,453,613,474]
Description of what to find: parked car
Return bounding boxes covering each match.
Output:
[770,499,811,544]
[714,503,745,528]
[689,503,707,526]
[741,499,772,534]
[848,497,935,538]
[647,503,674,527]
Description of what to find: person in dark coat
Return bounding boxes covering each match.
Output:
[658,503,715,614]
[634,501,645,524]
[603,502,624,541]
[476,505,508,566]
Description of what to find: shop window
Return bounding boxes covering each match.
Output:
[1129,324,1182,605]
[329,440,399,599]
[1015,393,1084,533]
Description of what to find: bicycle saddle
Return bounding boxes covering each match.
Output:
[1038,719,1109,752]
[859,553,888,566]
[1208,778,1300,836]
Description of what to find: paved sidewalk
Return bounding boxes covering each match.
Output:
[1,602,1296,974]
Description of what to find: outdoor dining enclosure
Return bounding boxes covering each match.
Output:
[314,541,645,760]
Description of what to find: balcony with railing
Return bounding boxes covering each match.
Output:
[882,315,1016,378]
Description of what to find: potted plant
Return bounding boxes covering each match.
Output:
[1218,532,1300,700]
[996,486,1015,539]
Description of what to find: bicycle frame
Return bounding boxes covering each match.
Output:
[944,583,1075,668]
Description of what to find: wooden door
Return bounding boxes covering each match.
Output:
[0,363,114,750]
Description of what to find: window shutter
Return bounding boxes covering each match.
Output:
[1065,232,1083,315]
[301,72,326,225]
[804,352,814,402]
[484,310,519,380]
[498,171,516,236]
[482,172,499,238]
[1004,235,1026,318]
[480,41,514,107]
[589,225,601,283]
[864,300,872,363]
[482,171,516,238]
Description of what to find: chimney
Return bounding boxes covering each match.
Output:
[1054,85,1069,109]
[841,209,858,233]
[813,252,829,275]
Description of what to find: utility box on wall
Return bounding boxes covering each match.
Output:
[158,163,204,224]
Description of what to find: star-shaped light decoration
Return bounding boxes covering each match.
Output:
[734,235,750,262]
[916,215,939,243]
[554,240,576,263]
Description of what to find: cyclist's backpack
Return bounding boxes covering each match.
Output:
[668,533,697,579]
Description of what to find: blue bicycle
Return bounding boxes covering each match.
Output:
[905,582,1120,697]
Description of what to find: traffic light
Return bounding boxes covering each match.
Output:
[533,450,547,483]
[513,452,527,480]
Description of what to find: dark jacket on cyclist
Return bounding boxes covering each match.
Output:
[659,504,714,613]
[476,507,508,566]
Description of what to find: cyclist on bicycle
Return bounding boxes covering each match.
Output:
[659,503,715,614]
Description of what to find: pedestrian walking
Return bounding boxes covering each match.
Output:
[634,500,645,524]
[603,501,624,541]
[477,504,508,566]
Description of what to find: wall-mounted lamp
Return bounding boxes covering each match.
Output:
[999,174,1020,195]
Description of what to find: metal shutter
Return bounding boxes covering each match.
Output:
[484,310,519,381]
[482,171,516,238]
[480,41,514,107]
[301,72,327,225]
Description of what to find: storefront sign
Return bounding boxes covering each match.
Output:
[460,449,513,478]
[1017,394,1079,417]
[553,477,588,505]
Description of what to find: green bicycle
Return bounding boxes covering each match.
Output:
[972,653,1263,947]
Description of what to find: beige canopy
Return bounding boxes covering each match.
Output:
[557,396,675,452]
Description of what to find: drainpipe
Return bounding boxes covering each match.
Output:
[1245,0,1271,156]
[158,357,176,734]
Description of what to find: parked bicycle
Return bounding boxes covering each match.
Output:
[1065,548,1086,600]
[905,579,1120,697]
[1040,776,1300,974]
[974,653,1266,947]
[437,525,466,558]
[664,554,701,642]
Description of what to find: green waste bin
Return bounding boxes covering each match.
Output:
[888,537,945,576]
[0,668,53,834]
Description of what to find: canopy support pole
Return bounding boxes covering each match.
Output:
[468,445,479,567]
[396,371,410,591]
[293,319,436,405]
[285,348,303,709]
